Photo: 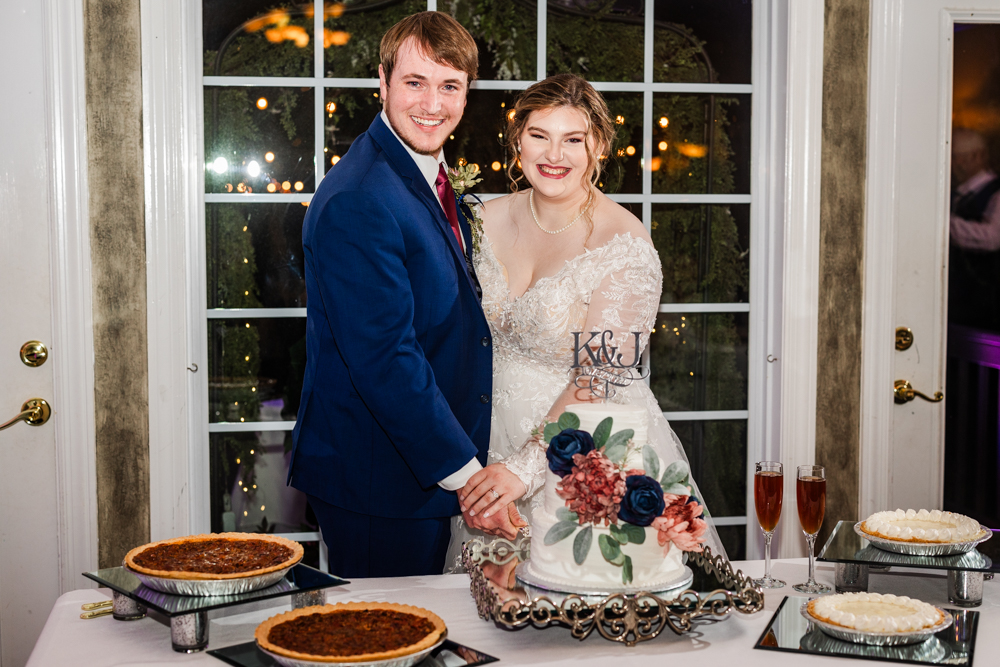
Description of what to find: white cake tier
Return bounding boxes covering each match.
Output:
[528,504,684,591]
[862,509,983,543]
[564,403,648,445]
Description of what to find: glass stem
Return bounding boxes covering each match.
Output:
[763,531,773,578]
[806,532,817,583]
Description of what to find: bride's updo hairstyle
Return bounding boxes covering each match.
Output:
[505,74,616,226]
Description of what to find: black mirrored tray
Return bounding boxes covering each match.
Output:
[208,639,499,667]
[817,521,993,607]
[83,564,348,653]
[755,595,979,665]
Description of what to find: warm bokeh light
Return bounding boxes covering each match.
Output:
[331,155,341,165]
[325,101,337,113]
[677,143,708,158]
[650,156,662,171]
[659,116,669,128]
[266,25,309,48]
[625,145,636,156]
[264,151,275,162]
[491,161,502,171]
[212,157,228,173]
[245,9,289,33]
[615,115,625,125]
[324,29,351,47]
[247,160,261,177]
[325,3,345,19]
[236,182,246,192]
[282,181,291,191]
[458,157,467,166]
[616,148,625,157]
[507,109,516,121]
[658,141,668,151]
[266,182,277,192]
[294,181,304,191]
[225,183,233,192]
[256,97,268,110]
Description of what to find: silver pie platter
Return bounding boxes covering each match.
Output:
[854,521,992,556]
[257,634,446,667]
[800,629,951,661]
[126,564,295,596]
[798,601,953,646]
[515,561,694,598]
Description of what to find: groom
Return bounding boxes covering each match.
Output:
[289,12,517,577]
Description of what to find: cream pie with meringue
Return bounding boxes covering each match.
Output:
[807,593,944,634]
[860,509,986,544]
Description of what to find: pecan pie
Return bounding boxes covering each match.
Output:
[255,602,447,664]
[124,533,303,580]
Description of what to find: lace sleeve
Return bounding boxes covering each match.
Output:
[501,435,548,498]
[584,236,663,363]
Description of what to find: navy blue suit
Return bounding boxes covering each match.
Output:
[289,114,492,576]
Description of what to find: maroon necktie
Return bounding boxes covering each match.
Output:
[435,163,464,251]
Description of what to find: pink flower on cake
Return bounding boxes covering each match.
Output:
[651,495,708,552]
[556,450,626,526]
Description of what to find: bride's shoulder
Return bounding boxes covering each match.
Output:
[477,192,522,236]
[589,193,654,250]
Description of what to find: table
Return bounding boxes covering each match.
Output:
[26,559,1000,666]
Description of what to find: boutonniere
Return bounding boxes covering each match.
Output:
[448,163,485,255]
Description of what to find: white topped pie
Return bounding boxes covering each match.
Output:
[860,509,985,544]
[807,593,944,633]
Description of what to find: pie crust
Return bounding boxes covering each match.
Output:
[255,602,447,664]
[124,533,303,580]
[860,509,986,544]
[807,593,944,633]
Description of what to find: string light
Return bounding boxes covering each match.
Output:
[257,97,268,110]
[331,155,340,165]
[294,181,304,191]
[658,116,669,128]
[625,146,636,156]
[265,151,275,162]
[267,183,277,192]
[615,115,625,124]
[658,141,668,151]
[325,101,337,113]
[491,161,501,171]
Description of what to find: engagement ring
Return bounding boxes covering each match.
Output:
[490,489,500,500]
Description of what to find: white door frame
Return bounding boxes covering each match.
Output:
[142,0,827,553]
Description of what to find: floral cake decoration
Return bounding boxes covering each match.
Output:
[539,411,707,584]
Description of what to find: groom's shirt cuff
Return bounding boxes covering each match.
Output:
[437,458,483,491]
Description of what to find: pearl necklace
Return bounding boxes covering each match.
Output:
[529,189,592,235]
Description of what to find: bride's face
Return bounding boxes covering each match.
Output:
[519,106,594,201]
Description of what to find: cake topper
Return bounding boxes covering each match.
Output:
[571,331,649,401]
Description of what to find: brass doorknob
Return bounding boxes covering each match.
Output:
[0,399,52,432]
[20,340,48,367]
[893,380,943,404]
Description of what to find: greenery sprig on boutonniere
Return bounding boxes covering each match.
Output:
[448,162,485,255]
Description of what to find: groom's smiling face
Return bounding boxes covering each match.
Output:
[379,38,468,156]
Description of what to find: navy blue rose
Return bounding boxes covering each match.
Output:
[546,428,595,477]
[619,475,667,527]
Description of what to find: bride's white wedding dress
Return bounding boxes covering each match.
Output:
[444,229,727,572]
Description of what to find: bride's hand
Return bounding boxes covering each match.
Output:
[459,463,526,520]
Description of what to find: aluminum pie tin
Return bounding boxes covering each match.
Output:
[515,561,694,597]
[257,634,446,667]
[854,521,992,557]
[800,629,951,662]
[127,564,295,596]
[798,601,953,646]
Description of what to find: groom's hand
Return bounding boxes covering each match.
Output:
[462,502,525,540]
[459,464,527,538]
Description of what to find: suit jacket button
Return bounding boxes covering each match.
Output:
[481,337,490,347]
[480,394,490,404]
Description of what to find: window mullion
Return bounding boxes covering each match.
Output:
[314,0,324,189]
[536,1,547,80]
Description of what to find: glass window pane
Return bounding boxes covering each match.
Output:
[547,1,643,82]
[324,88,384,174]
[209,431,317,535]
[207,204,307,309]
[653,1,753,84]
[324,0,426,78]
[652,93,751,194]
[448,89,519,193]
[205,86,315,195]
[203,1,314,77]
[649,312,748,411]
[603,92,643,194]
[208,318,306,423]
[714,524,746,561]
[652,204,749,304]
[669,419,747,521]
[440,0,537,80]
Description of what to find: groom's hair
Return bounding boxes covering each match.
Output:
[380,12,479,85]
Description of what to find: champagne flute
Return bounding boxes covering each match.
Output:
[793,465,832,594]
[752,461,785,588]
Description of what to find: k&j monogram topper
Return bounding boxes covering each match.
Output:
[571,331,649,401]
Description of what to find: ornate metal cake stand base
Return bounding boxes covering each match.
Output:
[463,539,763,647]
[833,562,985,607]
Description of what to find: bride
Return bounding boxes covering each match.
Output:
[444,73,726,571]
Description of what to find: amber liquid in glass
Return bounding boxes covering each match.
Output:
[796,476,826,535]
[754,471,783,532]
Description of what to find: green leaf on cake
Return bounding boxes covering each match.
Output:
[622,555,633,585]
[622,523,645,545]
[660,461,690,487]
[556,507,579,523]
[543,422,562,443]
[573,525,593,565]
[642,446,660,480]
[592,417,613,449]
[544,521,578,545]
[609,523,628,545]
[598,534,625,565]
[603,429,634,464]
[663,482,690,496]
[557,411,581,431]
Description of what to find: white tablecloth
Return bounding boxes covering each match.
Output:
[26,559,999,666]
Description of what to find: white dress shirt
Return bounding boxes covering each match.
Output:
[951,169,1000,251]
[380,111,481,491]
